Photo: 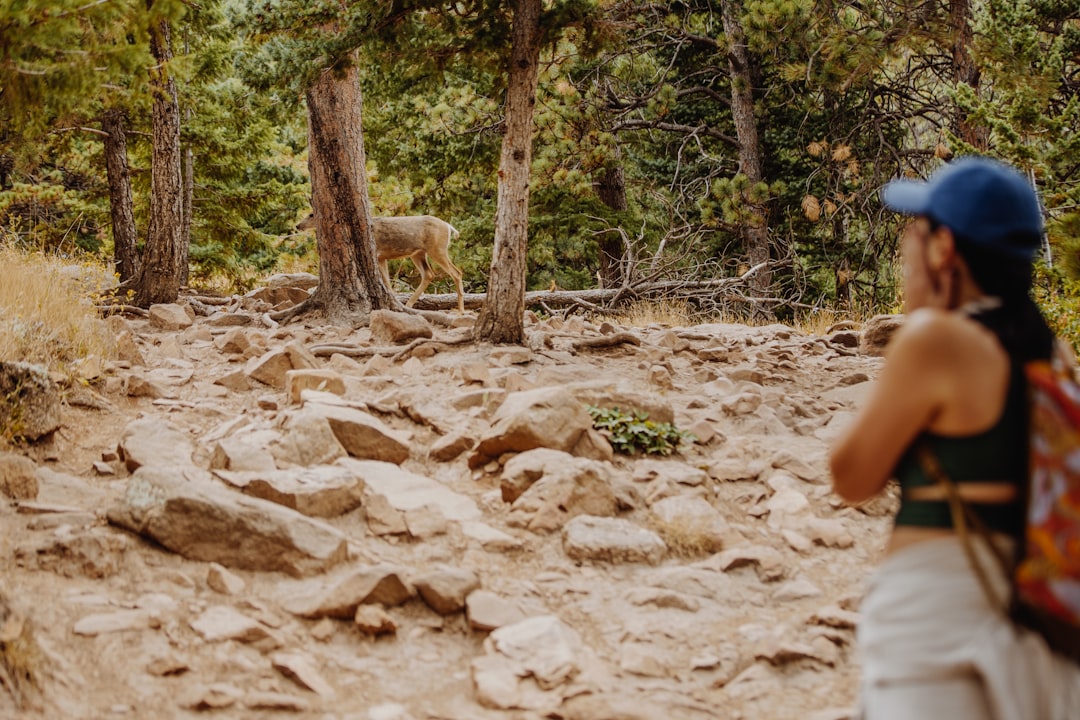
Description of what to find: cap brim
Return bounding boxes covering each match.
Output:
[881,179,930,215]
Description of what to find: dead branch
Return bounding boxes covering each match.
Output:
[410,262,774,314]
[570,332,642,351]
[96,304,148,318]
[184,298,219,317]
[185,295,232,306]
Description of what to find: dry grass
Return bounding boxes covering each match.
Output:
[596,299,704,328]
[598,299,875,336]
[647,515,724,559]
[0,593,42,711]
[0,243,116,373]
[790,308,856,336]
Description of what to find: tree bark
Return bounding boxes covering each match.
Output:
[0,154,12,190]
[133,4,184,307]
[474,0,543,344]
[950,0,988,150]
[303,59,400,324]
[180,32,192,287]
[594,156,628,289]
[101,107,139,285]
[181,114,193,287]
[720,0,772,303]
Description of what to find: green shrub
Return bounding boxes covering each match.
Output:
[586,405,695,456]
[1034,263,1080,354]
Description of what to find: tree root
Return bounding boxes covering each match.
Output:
[570,332,642,351]
[309,331,474,361]
[95,303,148,318]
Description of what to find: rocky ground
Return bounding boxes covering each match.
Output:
[0,276,899,720]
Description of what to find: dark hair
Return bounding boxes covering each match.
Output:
[952,235,1054,363]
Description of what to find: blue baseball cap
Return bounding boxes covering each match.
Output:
[881,156,1043,260]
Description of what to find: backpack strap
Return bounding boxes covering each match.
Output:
[916,442,1016,612]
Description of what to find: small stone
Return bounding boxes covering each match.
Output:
[244,692,311,712]
[310,617,337,642]
[403,505,449,539]
[465,590,526,632]
[271,651,336,698]
[146,654,190,677]
[207,563,246,595]
[354,605,397,636]
[188,683,243,710]
[414,568,481,616]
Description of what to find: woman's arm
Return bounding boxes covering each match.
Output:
[829,311,953,503]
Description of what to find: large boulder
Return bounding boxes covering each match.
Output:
[469,387,596,469]
[0,361,61,441]
[107,466,349,577]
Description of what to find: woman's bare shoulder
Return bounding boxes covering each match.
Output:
[886,309,959,360]
[885,308,1002,390]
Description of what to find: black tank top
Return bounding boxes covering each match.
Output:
[891,365,1027,534]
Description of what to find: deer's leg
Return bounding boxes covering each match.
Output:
[430,248,466,313]
[379,258,393,291]
[406,252,433,308]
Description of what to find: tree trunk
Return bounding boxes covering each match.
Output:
[950,0,988,150]
[304,59,400,323]
[0,154,12,190]
[720,0,772,303]
[179,32,192,287]
[474,0,543,344]
[101,108,139,285]
[133,5,184,307]
[180,116,193,287]
[594,156,628,290]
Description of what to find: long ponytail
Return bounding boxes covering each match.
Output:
[953,236,1055,364]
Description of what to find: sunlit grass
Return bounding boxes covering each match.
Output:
[647,515,724,558]
[595,299,705,328]
[0,241,116,373]
[595,297,880,336]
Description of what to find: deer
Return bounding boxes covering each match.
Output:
[297,213,466,312]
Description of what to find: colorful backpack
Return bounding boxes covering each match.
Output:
[919,343,1080,662]
[1012,350,1080,659]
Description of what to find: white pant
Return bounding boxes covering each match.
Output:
[857,536,1080,720]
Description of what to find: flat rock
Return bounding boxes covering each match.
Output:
[189,605,275,644]
[280,564,414,618]
[107,465,349,577]
[414,568,481,615]
[214,465,365,518]
[562,515,666,565]
[339,458,480,521]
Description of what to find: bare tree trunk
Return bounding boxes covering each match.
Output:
[178,31,192,287]
[0,154,12,190]
[101,108,139,284]
[720,0,772,303]
[133,4,184,307]
[474,0,543,344]
[950,0,988,150]
[179,31,192,287]
[594,156,628,289]
[180,113,192,287]
[303,59,400,323]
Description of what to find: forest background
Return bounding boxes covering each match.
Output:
[2,0,1080,343]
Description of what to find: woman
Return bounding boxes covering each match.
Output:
[829,156,1079,720]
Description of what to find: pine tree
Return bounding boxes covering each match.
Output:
[134,0,187,307]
